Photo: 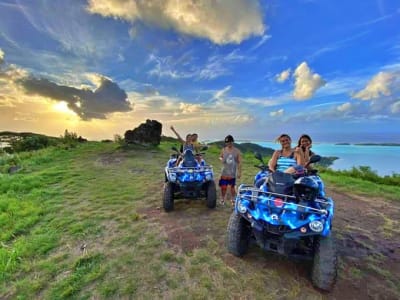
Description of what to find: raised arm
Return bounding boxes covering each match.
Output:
[170,125,185,144]
[294,147,306,166]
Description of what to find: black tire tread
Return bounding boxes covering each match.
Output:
[226,212,251,256]
[163,182,174,212]
[311,234,338,291]
[206,181,217,208]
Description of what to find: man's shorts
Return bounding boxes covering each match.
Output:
[219,176,236,187]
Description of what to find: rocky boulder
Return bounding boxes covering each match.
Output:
[124,119,162,146]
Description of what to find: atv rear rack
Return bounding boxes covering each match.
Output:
[237,184,331,215]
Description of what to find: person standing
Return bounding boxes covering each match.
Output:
[219,135,242,206]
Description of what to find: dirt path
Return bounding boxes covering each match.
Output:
[141,185,400,299]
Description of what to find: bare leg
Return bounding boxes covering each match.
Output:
[220,186,227,205]
[230,185,236,205]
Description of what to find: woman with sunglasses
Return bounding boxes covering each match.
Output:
[268,134,305,173]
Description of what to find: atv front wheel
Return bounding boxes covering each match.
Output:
[206,181,217,209]
[311,234,338,291]
[163,182,175,212]
[226,212,251,256]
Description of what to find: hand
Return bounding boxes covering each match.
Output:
[294,146,302,154]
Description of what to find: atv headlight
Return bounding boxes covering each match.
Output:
[237,200,247,213]
[205,173,213,181]
[309,220,324,233]
[169,173,177,182]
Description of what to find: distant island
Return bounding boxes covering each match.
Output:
[355,143,400,146]
[335,142,400,146]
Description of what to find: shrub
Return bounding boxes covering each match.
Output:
[113,134,125,147]
[9,135,50,152]
[59,130,79,149]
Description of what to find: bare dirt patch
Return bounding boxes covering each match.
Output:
[141,185,400,299]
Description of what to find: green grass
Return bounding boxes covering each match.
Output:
[0,141,398,299]
[319,170,400,200]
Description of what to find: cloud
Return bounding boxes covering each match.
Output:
[276,68,290,83]
[249,34,272,51]
[293,62,326,100]
[270,108,284,117]
[212,86,232,102]
[179,102,203,114]
[337,102,352,112]
[233,114,254,123]
[352,72,395,100]
[18,74,132,120]
[87,0,265,44]
[148,50,247,80]
[390,101,400,114]
[0,48,4,64]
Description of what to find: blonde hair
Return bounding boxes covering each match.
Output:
[275,134,291,142]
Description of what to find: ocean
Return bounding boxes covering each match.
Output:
[253,141,399,177]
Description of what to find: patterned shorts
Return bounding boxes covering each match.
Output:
[219,176,236,187]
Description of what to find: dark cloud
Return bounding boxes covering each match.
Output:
[18,76,132,120]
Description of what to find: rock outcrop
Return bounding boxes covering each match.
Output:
[124,119,162,146]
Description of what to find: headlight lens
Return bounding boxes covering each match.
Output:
[238,200,247,213]
[309,220,324,232]
[169,173,176,182]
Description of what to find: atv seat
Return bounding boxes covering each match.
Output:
[182,150,198,168]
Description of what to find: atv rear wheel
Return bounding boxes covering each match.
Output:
[163,182,175,212]
[311,234,338,291]
[226,212,251,256]
[206,181,217,208]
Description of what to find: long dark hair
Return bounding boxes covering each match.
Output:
[297,134,314,155]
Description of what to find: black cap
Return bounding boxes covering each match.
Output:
[224,135,234,143]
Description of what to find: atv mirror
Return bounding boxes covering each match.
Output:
[171,146,179,153]
[308,155,321,164]
[254,152,263,162]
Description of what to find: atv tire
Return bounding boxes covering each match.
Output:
[163,182,175,212]
[226,212,251,256]
[206,181,217,209]
[311,234,338,291]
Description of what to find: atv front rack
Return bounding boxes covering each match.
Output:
[166,165,213,173]
[237,184,331,215]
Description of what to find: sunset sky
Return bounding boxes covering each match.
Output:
[0,0,399,143]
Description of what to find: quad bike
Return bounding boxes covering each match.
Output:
[163,146,217,212]
[226,154,337,291]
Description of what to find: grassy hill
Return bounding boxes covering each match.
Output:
[1,141,399,299]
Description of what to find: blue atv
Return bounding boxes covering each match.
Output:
[163,146,217,212]
[226,154,337,291]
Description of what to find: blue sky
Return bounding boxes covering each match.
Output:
[0,0,399,143]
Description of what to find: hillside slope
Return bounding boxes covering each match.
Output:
[0,141,398,299]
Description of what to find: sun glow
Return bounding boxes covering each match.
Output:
[52,101,76,115]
